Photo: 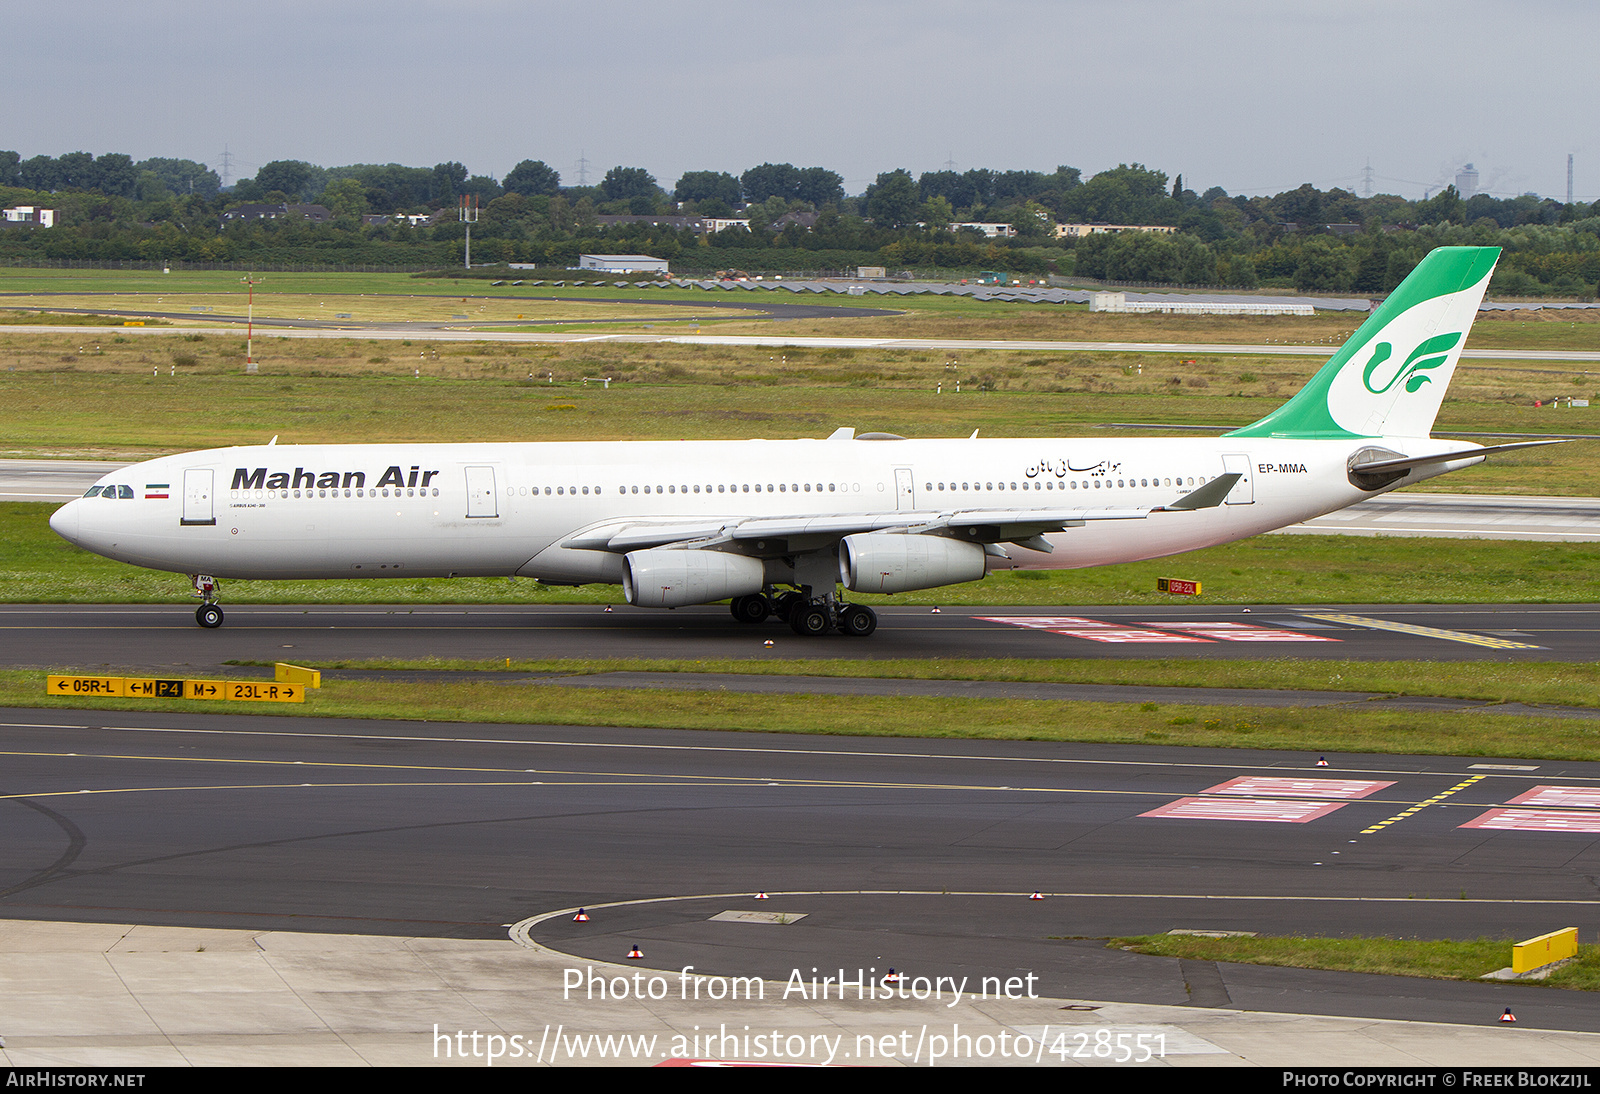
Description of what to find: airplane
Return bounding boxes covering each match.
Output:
[49,245,1553,637]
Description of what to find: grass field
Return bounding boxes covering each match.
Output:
[13,668,1600,759]
[1110,935,1600,990]
[0,327,1595,492]
[3,265,1600,347]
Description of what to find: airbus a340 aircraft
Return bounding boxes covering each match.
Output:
[50,246,1549,637]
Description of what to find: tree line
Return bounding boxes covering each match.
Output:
[1,149,1598,294]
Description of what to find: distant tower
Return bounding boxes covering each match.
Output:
[1455,163,1479,198]
[1568,154,1575,205]
[218,144,233,188]
[1361,161,1374,199]
[575,150,591,187]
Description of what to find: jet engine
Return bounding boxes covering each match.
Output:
[838,533,986,594]
[622,548,766,608]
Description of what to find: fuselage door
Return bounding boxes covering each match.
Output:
[181,468,215,526]
[465,466,498,518]
[894,467,914,510]
[1221,453,1255,504]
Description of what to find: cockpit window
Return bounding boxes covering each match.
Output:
[118,485,134,499]
[83,486,103,497]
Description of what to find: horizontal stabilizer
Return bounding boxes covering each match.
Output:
[1350,440,1566,476]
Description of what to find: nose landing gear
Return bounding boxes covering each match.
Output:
[190,574,224,628]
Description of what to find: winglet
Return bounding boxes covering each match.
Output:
[1157,473,1240,511]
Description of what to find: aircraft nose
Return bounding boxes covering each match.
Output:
[49,500,80,545]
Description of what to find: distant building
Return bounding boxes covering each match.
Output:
[951,221,1015,238]
[770,211,818,232]
[361,212,433,228]
[1455,163,1479,199]
[1091,292,1313,316]
[2,206,55,228]
[220,203,332,225]
[593,214,751,235]
[1054,223,1177,239]
[577,254,670,274]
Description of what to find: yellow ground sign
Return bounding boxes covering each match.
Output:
[46,675,304,703]
[46,675,125,697]
[1513,927,1578,974]
[275,663,322,688]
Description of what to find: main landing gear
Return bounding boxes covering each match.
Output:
[190,574,224,628]
[728,591,877,637]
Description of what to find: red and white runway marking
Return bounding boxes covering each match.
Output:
[1459,809,1600,833]
[976,616,1338,644]
[1505,786,1600,809]
[1140,797,1350,823]
[1141,621,1340,643]
[1202,776,1393,799]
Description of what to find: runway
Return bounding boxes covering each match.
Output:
[10,322,1600,361]
[7,706,1600,1029]
[0,602,1593,665]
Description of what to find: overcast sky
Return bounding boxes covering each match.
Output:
[7,0,1594,202]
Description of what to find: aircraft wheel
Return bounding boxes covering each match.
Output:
[195,604,224,629]
[729,594,771,624]
[773,591,803,620]
[839,604,877,637]
[789,604,833,637]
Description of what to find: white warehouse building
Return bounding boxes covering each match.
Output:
[577,254,671,274]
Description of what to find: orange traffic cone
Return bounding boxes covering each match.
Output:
[1030,892,1044,901]
[1499,1008,1516,1024]
[1316,757,1329,767]
[573,908,590,922]
[755,891,769,900]
[628,944,644,959]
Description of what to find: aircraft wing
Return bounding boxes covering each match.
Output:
[563,474,1240,554]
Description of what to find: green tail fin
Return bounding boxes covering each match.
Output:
[1226,246,1500,440]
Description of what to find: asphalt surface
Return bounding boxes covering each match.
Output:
[0,602,1590,665]
[8,707,1600,1031]
[14,322,1600,361]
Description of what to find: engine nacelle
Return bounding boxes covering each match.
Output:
[622,548,766,609]
[838,534,987,594]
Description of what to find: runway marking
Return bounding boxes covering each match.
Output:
[976,615,1336,643]
[1301,613,1545,650]
[1460,809,1600,833]
[1139,621,1339,643]
[1359,774,1486,835]
[1506,785,1600,809]
[976,616,1211,642]
[1202,776,1393,799]
[1139,797,1348,823]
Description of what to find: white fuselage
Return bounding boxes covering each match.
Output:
[49,434,1484,588]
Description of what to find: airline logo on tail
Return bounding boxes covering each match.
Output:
[1228,246,1500,440]
[1360,332,1462,395]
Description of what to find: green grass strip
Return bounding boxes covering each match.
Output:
[1111,935,1600,991]
[245,656,1600,711]
[12,671,1600,760]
